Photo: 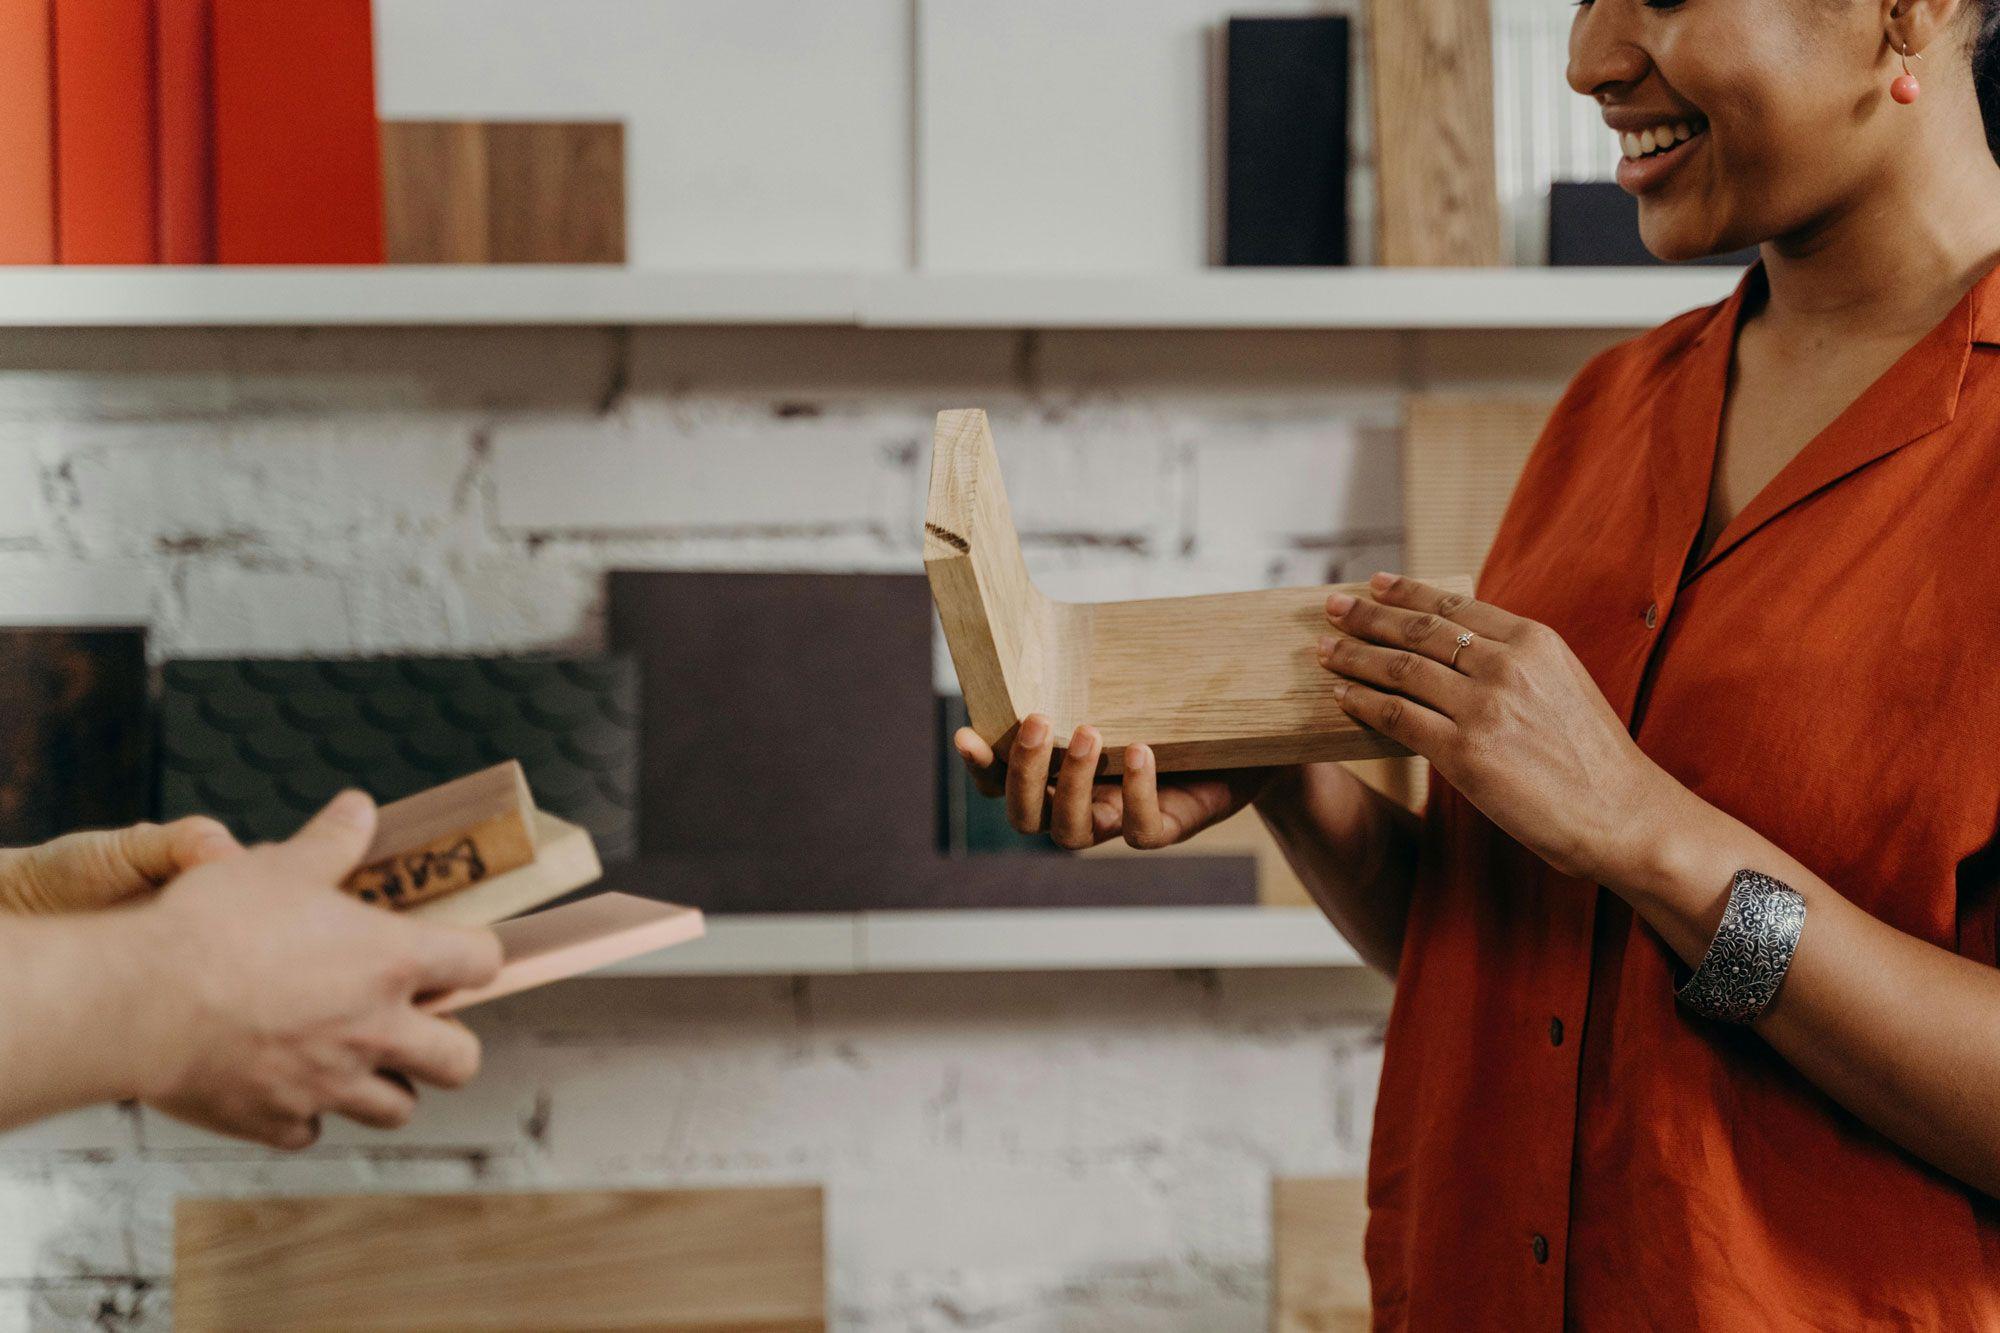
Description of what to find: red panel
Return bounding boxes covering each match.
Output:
[0,0,55,263]
[212,0,383,264]
[155,0,212,263]
[53,0,157,264]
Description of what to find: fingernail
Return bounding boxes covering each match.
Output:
[1369,571,1396,590]
[1316,635,1339,664]
[1332,679,1352,703]
[1326,591,1356,616]
[1021,715,1048,746]
[1073,725,1099,752]
[1126,744,1148,771]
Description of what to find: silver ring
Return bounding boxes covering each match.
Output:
[1449,630,1474,670]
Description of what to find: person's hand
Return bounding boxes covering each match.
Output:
[955,712,1300,850]
[1317,572,1681,884]
[118,791,503,1150]
[0,817,243,915]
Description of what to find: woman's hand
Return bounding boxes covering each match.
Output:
[0,817,243,915]
[1318,572,1681,884]
[119,791,503,1149]
[954,713,1289,850]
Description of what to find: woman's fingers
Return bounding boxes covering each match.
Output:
[1005,715,1056,833]
[1326,591,1476,672]
[1121,745,1177,849]
[1333,677,1455,760]
[1050,727,1104,849]
[1366,572,1527,642]
[1317,634,1471,718]
[953,727,1005,799]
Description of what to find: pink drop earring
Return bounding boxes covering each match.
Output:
[1892,41,1923,105]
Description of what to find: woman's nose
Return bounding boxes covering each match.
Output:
[1567,5,1650,99]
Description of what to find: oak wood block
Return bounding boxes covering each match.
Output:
[924,409,1472,775]
[344,762,538,910]
[1367,0,1501,265]
[174,1186,826,1332]
[381,120,490,263]
[1272,1177,1371,1333]
[486,121,625,264]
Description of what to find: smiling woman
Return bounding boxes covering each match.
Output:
[955,0,2000,1325]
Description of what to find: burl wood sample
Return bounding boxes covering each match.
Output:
[1402,393,1554,582]
[1367,0,1501,266]
[380,121,626,264]
[422,893,705,1014]
[1272,1177,1371,1333]
[174,1186,826,1332]
[0,628,148,846]
[344,761,538,909]
[925,409,1472,775]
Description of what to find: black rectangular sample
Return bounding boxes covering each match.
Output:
[157,656,640,862]
[0,627,148,845]
[1548,180,1757,267]
[1224,16,1351,267]
[609,571,939,860]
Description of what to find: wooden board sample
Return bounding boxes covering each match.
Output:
[1273,1177,1371,1333]
[422,893,705,1014]
[212,0,383,263]
[0,0,57,263]
[0,629,148,846]
[925,409,1472,775]
[408,809,603,928]
[346,762,538,909]
[175,1186,826,1332]
[381,122,492,264]
[1402,393,1554,582]
[1367,0,1501,266]
[486,121,625,264]
[53,0,157,263]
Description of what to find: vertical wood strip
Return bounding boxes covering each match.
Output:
[1367,0,1502,266]
[1273,1177,1372,1333]
[1402,393,1555,582]
[380,121,490,264]
[485,121,626,264]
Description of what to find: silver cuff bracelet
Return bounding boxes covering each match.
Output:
[1674,868,1807,1025]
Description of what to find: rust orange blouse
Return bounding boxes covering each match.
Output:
[1365,261,2000,1329]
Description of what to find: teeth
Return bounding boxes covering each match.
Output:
[1620,120,1704,160]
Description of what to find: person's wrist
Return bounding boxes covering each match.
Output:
[1248,764,1307,817]
[104,900,199,1103]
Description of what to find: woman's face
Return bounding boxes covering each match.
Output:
[1568,0,1910,259]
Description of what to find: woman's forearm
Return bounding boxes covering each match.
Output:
[0,912,149,1132]
[1617,786,2000,1200]
[1255,763,1420,977]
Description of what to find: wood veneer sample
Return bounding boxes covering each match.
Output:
[408,810,602,928]
[380,121,490,264]
[175,1186,826,1332]
[926,409,1472,775]
[345,762,538,910]
[1401,393,1554,582]
[422,892,705,1014]
[0,0,56,263]
[486,121,625,264]
[1367,0,1501,266]
[1272,1177,1371,1333]
[0,628,148,846]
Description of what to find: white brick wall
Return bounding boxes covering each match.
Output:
[0,322,1609,1330]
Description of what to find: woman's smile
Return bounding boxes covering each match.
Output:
[1613,114,1709,194]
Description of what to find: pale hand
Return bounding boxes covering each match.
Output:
[0,817,243,914]
[1317,572,1681,884]
[955,713,1353,850]
[118,791,504,1150]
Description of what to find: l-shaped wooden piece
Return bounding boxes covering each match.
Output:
[924,408,1473,775]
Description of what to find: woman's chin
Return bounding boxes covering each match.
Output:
[1636,212,1744,266]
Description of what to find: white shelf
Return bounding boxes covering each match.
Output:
[0,266,1743,330]
[599,907,1360,977]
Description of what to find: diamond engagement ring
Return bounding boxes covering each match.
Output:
[1450,631,1474,669]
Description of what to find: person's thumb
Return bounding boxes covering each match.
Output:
[274,790,379,884]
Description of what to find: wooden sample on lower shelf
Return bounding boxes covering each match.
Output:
[925,409,1471,775]
[1273,1177,1371,1333]
[1367,0,1501,266]
[174,1186,826,1332]
[422,892,705,1013]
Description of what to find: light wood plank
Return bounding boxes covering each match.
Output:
[407,809,602,928]
[423,893,704,1013]
[1402,393,1554,582]
[175,1187,826,1332]
[346,762,538,911]
[1273,1176,1370,1333]
[1368,0,1502,265]
[926,409,1471,774]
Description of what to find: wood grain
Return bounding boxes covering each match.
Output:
[409,809,603,928]
[1273,1177,1370,1333]
[345,762,538,910]
[381,121,490,263]
[174,1187,826,1332]
[1402,393,1554,582]
[486,121,626,264]
[1367,0,1501,266]
[925,409,1472,775]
